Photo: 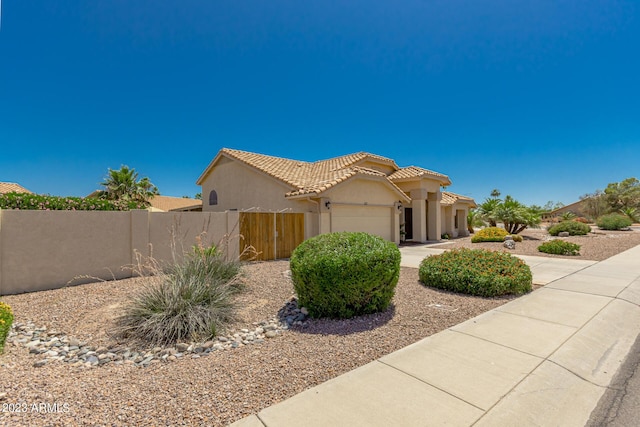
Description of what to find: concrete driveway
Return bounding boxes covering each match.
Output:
[399,244,597,285]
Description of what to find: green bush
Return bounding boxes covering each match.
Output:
[548,221,591,236]
[0,301,13,353]
[0,192,147,211]
[597,214,633,230]
[538,240,581,256]
[418,249,532,297]
[116,245,242,345]
[290,232,400,319]
[471,227,509,243]
[508,234,523,242]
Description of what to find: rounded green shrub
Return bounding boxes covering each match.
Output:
[0,301,14,353]
[418,249,532,297]
[471,227,509,243]
[548,220,591,236]
[597,214,633,230]
[507,234,523,242]
[290,232,400,319]
[538,240,581,256]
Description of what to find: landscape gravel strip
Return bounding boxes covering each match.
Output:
[436,227,640,261]
[1,263,511,426]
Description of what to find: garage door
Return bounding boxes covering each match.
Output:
[331,206,392,241]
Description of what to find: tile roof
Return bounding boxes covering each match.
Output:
[441,191,477,207]
[285,166,390,197]
[207,148,448,198]
[388,166,451,185]
[0,182,32,194]
[149,196,203,212]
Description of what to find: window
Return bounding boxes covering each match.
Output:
[209,190,218,206]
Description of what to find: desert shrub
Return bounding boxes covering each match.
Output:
[418,249,532,297]
[538,240,581,256]
[441,233,450,240]
[597,213,633,230]
[0,192,147,211]
[548,221,591,236]
[0,301,14,353]
[507,234,523,242]
[290,232,400,319]
[116,245,242,345]
[573,217,590,224]
[471,227,509,243]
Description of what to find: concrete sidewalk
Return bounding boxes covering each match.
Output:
[231,244,640,427]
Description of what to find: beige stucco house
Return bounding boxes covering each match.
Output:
[196,148,476,244]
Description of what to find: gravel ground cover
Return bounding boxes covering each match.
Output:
[2,227,638,426]
[436,226,640,261]
[1,262,513,426]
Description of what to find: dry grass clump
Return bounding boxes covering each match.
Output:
[115,244,243,346]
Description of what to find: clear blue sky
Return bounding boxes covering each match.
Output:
[1,0,638,206]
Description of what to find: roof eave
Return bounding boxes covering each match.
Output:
[196,149,228,185]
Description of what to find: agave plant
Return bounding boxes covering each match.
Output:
[620,207,639,223]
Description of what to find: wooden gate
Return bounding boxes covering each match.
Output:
[239,212,305,261]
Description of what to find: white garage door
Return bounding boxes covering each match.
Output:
[331,206,392,241]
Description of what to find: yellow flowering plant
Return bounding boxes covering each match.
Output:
[0,301,14,353]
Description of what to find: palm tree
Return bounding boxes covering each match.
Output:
[467,209,485,234]
[100,166,158,205]
[494,195,541,234]
[477,198,501,227]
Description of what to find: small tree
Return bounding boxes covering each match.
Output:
[581,190,609,220]
[604,177,640,211]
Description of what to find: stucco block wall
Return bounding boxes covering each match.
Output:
[0,210,132,295]
[0,210,237,295]
[201,158,313,213]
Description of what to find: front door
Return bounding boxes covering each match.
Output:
[404,208,413,240]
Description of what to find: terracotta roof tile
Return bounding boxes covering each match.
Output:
[149,196,202,211]
[388,166,451,184]
[441,191,476,207]
[0,182,32,194]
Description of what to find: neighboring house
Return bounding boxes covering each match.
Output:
[197,148,476,244]
[0,182,32,194]
[542,199,588,220]
[149,196,203,212]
